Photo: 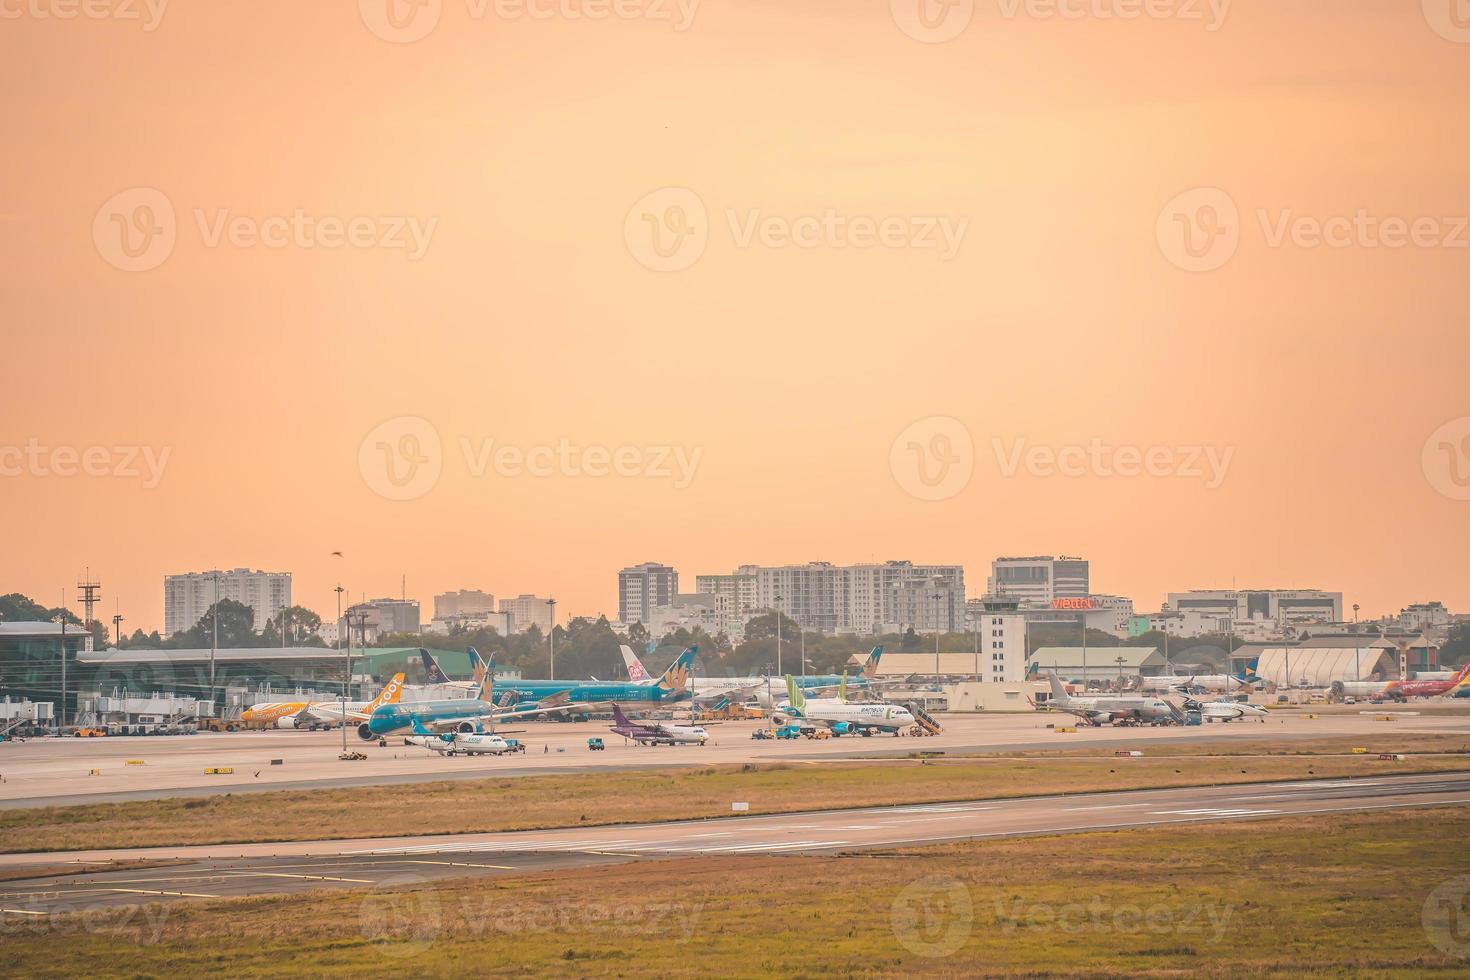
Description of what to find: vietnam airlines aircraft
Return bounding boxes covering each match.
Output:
[363,648,696,739]
[243,673,407,729]
[467,646,697,712]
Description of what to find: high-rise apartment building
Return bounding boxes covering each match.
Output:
[164,569,291,636]
[618,563,679,624]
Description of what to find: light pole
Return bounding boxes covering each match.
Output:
[210,569,219,715]
[1081,610,1088,691]
[1115,655,1126,689]
[930,592,944,682]
[56,596,67,730]
[774,594,784,678]
[335,586,346,697]
[973,609,980,683]
[547,598,557,680]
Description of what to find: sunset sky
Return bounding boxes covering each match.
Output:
[3,1,1468,634]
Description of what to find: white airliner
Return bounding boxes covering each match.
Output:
[1183,697,1269,723]
[770,675,915,735]
[1039,672,1182,726]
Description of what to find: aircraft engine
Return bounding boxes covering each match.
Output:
[275,717,297,730]
[456,721,480,734]
[357,723,375,741]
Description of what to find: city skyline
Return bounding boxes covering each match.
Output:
[5,551,1451,639]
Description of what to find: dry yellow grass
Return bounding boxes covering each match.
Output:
[3,807,1467,976]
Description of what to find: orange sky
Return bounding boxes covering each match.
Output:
[3,1,1468,634]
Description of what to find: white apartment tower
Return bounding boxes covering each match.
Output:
[164,569,291,637]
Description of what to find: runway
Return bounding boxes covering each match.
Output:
[1,771,1466,916]
[3,706,1465,808]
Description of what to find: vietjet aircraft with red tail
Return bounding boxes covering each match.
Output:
[1385,661,1470,700]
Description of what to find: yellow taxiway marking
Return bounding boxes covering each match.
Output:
[222,872,373,883]
[396,860,515,870]
[2,908,48,916]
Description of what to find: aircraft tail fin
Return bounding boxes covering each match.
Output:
[477,652,496,703]
[611,704,632,727]
[785,674,805,711]
[655,646,696,694]
[1026,660,1039,678]
[419,649,452,685]
[620,645,652,683]
[1046,671,1070,703]
[409,716,432,736]
[467,647,489,685]
[861,645,884,679]
[365,673,406,712]
[838,672,848,701]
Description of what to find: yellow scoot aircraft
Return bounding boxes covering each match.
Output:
[243,673,406,729]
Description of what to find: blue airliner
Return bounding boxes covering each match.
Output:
[362,647,696,739]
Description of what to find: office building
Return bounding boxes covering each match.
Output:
[164,569,291,637]
[695,573,758,617]
[986,556,1090,606]
[343,598,421,644]
[734,560,966,635]
[501,594,556,635]
[618,562,679,625]
[1166,589,1343,626]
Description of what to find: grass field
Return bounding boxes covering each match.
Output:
[2,735,1467,853]
[3,807,1468,976]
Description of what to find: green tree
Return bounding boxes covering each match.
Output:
[170,599,257,648]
